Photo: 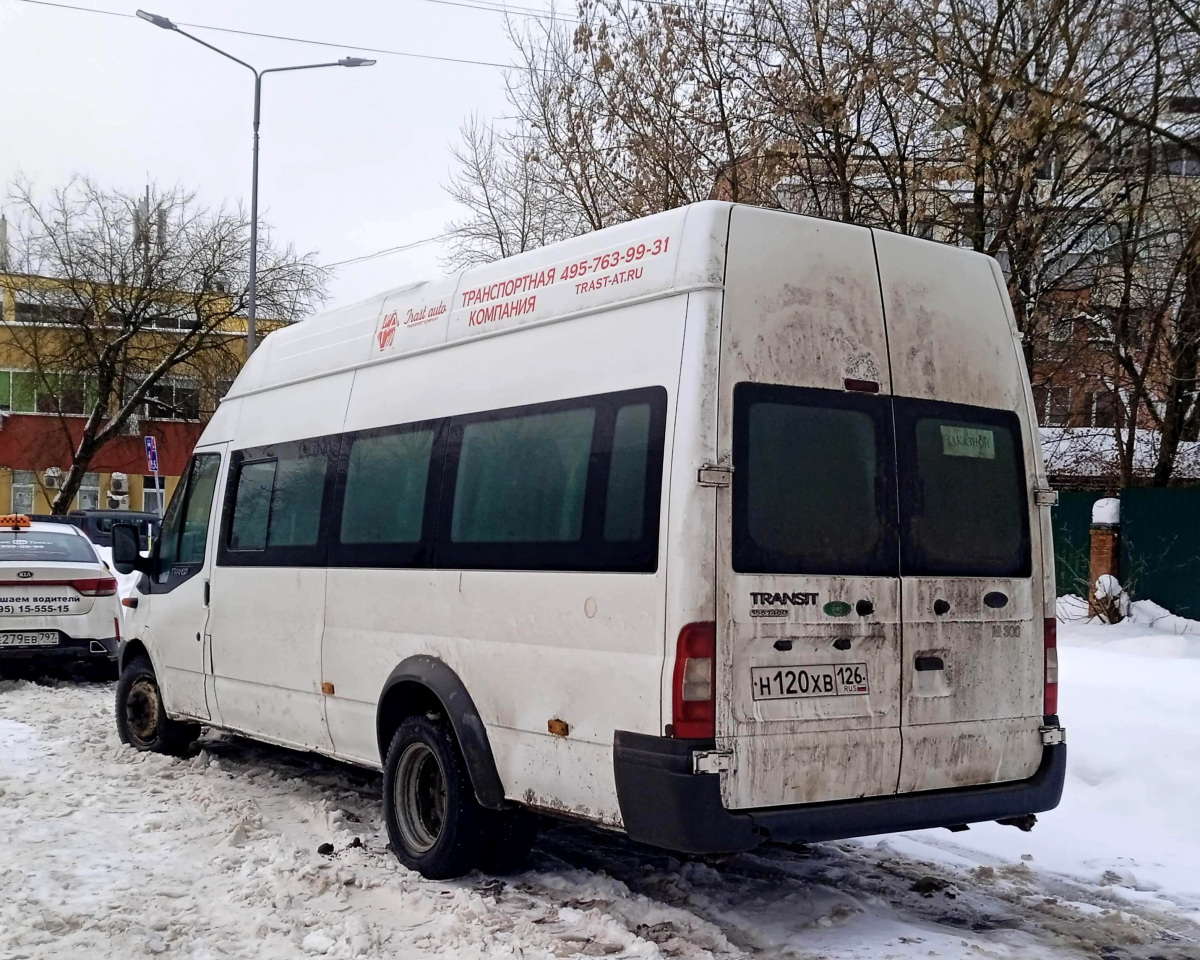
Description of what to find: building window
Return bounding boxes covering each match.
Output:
[1050,316,1077,342]
[0,371,97,415]
[126,377,202,421]
[143,475,166,514]
[12,470,35,514]
[1093,392,1119,428]
[78,472,101,511]
[1039,387,1071,426]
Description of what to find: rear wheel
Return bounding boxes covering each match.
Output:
[115,655,198,756]
[383,715,488,879]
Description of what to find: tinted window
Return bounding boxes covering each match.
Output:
[896,400,1030,577]
[179,455,222,563]
[229,461,275,551]
[438,387,668,572]
[604,403,651,542]
[0,531,96,563]
[733,384,897,576]
[158,452,222,576]
[451,407,596,543]
[268,455,327,547]
[340,430,434,545]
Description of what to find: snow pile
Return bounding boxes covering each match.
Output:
[1091,497,1120,525]
[1041,426,1200,478]
[1060,588,1200,641]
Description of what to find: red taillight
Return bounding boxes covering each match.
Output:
[1044,617,1058,715]
[671,621,715,739]
[72,577,118,597]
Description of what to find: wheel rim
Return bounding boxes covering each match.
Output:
[125,676,160,746]
[394,742,447,855]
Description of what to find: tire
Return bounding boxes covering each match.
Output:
[478,809,539,875]
[382,715,488,879]
[114,655,199,756]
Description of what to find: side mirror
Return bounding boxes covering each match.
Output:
[112,522,151,576]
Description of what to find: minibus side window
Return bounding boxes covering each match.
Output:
[268,455,327,547]
[435,386,667,572]
[451,407,596,544]
[340,429,434,545]
[604,402,651,542]
[229,460,275,551]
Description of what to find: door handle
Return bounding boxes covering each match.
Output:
[915,655,945,672]
[204,580,210,606]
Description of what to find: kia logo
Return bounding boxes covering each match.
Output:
[16,570,33,579]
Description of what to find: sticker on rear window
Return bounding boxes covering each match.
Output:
[940,425,995,459]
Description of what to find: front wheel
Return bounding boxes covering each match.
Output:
[383,715,488,879]
[115,655,199,756]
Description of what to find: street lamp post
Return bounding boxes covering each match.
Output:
[136,10,375,356]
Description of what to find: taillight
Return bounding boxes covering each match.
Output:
[1044,617,1058,715]
[73,577,118,597]
[671,621,715,738]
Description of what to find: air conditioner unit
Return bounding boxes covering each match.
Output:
[44,466,62,490]
[107,493,129,510]
[109,472,129,496]
[121,415,142,437]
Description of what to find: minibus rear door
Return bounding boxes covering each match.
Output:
[714,206,903,810]
[872,230,1045,793]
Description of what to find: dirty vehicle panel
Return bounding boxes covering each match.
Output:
[715,207,902,809]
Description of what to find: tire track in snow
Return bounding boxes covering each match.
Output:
[2,680,1197,960]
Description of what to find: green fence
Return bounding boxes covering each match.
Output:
[1051,491,1102,598]
[1119,488,1200,620]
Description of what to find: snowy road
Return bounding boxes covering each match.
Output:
[2,622,1199,959]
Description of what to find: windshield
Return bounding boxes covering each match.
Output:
[895,399,1030,578]
[0,530,98,563]
[732,384,898,576]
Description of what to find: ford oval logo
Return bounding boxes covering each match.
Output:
[16,570,33,579]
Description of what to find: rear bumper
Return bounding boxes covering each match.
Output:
[0,634,118,661]
[613,729,1067,855]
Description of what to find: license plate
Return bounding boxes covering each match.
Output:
[0,631,60,647]
[751,662,870,700]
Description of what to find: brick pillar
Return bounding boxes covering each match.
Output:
[1088,497,1121,622]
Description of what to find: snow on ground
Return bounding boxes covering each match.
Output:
[2,616,1199,959]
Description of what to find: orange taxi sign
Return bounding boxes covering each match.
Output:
[0,515,31,528]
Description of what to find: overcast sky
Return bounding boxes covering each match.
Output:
[0,0,543,310]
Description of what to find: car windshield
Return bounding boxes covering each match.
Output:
[0,530,98,563]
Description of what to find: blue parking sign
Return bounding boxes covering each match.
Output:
[144,435,159,474]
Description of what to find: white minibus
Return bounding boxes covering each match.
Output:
[112,201,1065,879]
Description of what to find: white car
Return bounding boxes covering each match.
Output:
[0,516,121,665]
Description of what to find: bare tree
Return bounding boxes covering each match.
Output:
[1,178,326,512]
[444,115,588,268]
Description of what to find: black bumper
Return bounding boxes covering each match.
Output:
[613,729,1067,855]
[0,635,118,661]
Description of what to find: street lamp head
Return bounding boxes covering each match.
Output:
[338,57,377,67]
[135,9,177,29]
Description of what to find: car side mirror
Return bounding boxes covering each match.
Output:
[112,522,151,576]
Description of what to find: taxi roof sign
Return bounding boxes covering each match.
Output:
[0,515,31,528]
